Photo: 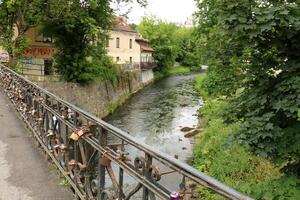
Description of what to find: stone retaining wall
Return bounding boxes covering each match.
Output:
[38,70,143,118]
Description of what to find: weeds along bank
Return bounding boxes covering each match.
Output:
[193,74,300,200]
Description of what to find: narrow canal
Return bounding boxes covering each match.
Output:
[105,72,204,198]
[106,72,203,163]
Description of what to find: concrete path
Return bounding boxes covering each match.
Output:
[0,92,73,200]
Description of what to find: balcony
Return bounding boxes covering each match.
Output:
[140,61,158,71]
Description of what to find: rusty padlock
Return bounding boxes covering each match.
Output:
[77,129,84,137]
[99,156,111,167]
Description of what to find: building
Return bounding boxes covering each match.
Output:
[20,27,56,77]
[107,16,141,69]
[135,38,156,84]
[108,16,156,84]
[17,16,156,84]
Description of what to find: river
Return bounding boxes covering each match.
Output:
[106,73,203,163]
[105,73,203,198]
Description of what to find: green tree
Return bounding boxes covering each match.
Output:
[175,27,200,67]
[137,17,179,69]
[43,0,117,83]
[195,0,300,171]
[0,0,44,65]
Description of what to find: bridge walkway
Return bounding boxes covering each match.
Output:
[0,91,73,200]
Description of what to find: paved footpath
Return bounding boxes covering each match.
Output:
[0,92,73,200]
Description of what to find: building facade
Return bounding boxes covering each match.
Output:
[107,16,141,69]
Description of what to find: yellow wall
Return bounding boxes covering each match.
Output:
[107,30,141,65]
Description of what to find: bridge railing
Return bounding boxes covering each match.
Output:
[0,64,253,200]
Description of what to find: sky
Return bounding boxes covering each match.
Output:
[114,0,197,24]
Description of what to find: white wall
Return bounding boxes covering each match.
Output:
[141,69,154,84]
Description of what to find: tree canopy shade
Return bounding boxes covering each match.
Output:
[0,0,147,84]
[195,0,300,172]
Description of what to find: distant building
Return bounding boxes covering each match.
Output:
[135,38,156,84]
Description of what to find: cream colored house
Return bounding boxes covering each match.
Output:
[107,16,141,69]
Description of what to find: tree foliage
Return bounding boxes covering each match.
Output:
[137,17,178,69]
[195,0,300,171]
[137,17,199,70]
[175,28,200,67]
[43,0,118,84]
[0,0,44,63]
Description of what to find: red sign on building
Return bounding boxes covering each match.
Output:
[23,47,57,59]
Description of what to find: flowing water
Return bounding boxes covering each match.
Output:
[106,73,203,163]
[105,73,203,198]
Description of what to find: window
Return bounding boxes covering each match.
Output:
[35,32,53,43]
[116,37,120,48]
[129,57,133,64]
[116,57,120,62]
[129,39,132,49]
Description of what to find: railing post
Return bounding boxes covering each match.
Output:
[74,141,79,200]
[119,140,125,199]
[98,127,107,200]
[143,153,152,200]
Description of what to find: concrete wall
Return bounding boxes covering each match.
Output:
[141,69,154,85]
[38,70,143,118]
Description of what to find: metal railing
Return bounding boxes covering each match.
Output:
[0,64,253,200]
[140,62,158,70]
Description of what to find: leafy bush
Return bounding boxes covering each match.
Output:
[193,95,300,199]
[193,75,300,199]
[195,0,300,171]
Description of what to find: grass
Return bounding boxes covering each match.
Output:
[154,66,201,81]
[193,74,300,200]
[168,66,201,75]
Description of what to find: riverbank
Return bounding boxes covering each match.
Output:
[193,74,300,199]
[154,66,200,81]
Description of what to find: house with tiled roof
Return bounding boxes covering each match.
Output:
[107,16,156,83]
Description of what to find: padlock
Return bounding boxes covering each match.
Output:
[77,129,84,137]
[70,132,79,141]
[99,156,111,167]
